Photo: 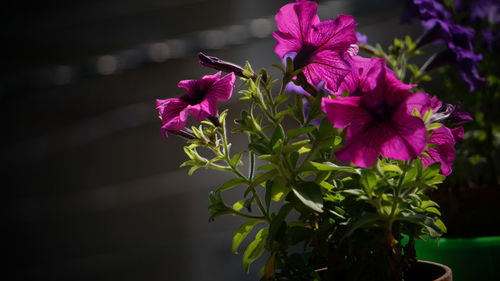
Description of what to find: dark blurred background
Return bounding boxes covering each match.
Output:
[2,1,419,280]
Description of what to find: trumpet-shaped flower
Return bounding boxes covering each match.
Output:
[322,58,427,167]
[421,126,464,176]
[273,0,357,91]
[410,93,470,175]
[156,72,235,137]
[402,0,486,92]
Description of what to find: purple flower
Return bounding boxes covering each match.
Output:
[321,58,427,167]
[401,0,451,24]
[456,0,500,24]
[407,93,469,175]
[431,103,473,125]
[356,32,368,44]
[402,0,486,92]
[480,27,500,52]
[273,0,357,91]
[420,126,464,176]
[198,52,249,78]
[429,45,486,92]
[285,82,311,96]
[156,72,235,137]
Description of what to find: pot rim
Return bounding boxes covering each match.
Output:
[416,260,452,281]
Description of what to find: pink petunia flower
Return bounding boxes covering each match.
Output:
[273,0,357,91]
[408,93,468,175]
[321,58,427,167]
[420,126,464,176]
[156,72,235,137]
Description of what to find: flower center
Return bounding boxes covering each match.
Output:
[181,81,212,105]
[294,44,316,69]
[366,101,393,122]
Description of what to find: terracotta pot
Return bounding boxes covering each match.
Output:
[406,260,452,281]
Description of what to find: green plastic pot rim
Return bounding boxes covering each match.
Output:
[420,235,500,249]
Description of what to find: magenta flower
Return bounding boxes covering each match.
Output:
[156,72,235,137]
[273,0,357,91]
[420,126,463,176]
[321,58,427,167]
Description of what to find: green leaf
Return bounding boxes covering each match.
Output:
[286,127,315,140]
[289,151,299,168]
[360,170,378,196]
[275,108,293,122]
[292,181,323,213]
[421,162,446,185]
[233,200,246,211]
[230,152,244,167]
[275,93,290,105]
[283,140,310,153]
[217,178,247,192]
[188,166,200,176]
[232,220,263,254]
[344,213,384,238]
[270,176,288,202]
[268,203,293,242]
[381,164,403,175]
[270,125,285,147]
[427,123,443,130]
[257,163,275,171]
[243,227,269,272]
[250,170,277,187]
[314,162,361,174]
[420,200,439,209]
[396,213,444,238]
[208,191,232,222]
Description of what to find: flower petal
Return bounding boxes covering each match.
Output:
[273,1,319,58]
[309,15,357,52]
[156,98,190,137]
[205,72,235,102]
[305,51,352,91]
[335,122,385,167]
[321,96,371,129]
[381,103,427,159]
[421,126,457,175]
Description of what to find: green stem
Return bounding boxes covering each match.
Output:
[387,160,411,232]
[249,151,255,181]
[220,120,269,220]
[232,209,266,220]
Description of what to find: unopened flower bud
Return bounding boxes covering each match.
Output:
[198,52,253,78]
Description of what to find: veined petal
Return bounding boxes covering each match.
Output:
[205,72,235,102]
[404,92,432,115]
[188,102,211,121]
[309,15,357,51]
[178,72,221,92]
[275,1,319,44]
[273,31,303,58]
[334,55,372,95]
[383,104,427,159]
[156,98,189,125]
[421,126,457,175]
[157,99,190,137]
[336,122,385,167]
[379,119,427,160]
[451,126,464,142]
[321,96,371,129]
[305,51,352,91]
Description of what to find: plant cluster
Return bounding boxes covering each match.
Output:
[154,0,490,280]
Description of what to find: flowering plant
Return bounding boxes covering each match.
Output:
[156,1,479,280]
